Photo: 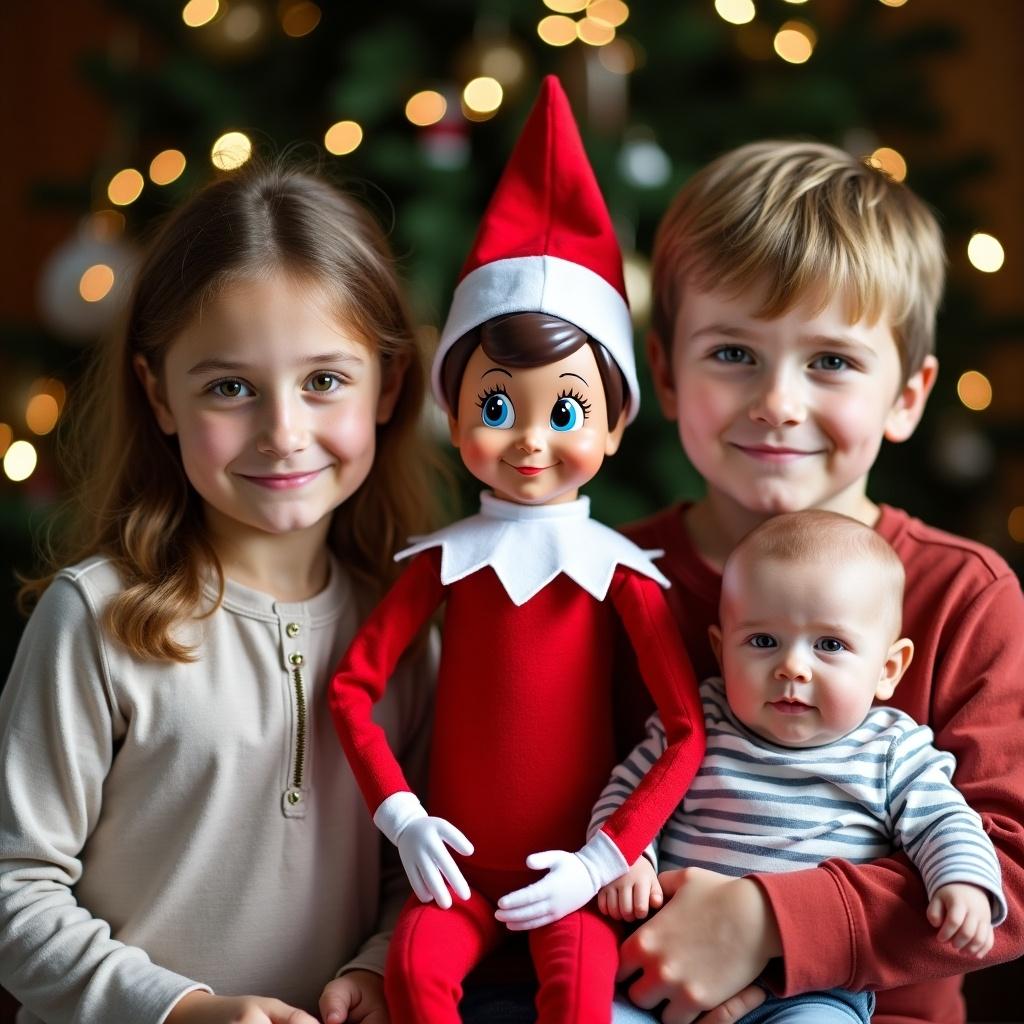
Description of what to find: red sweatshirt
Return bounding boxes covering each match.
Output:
[330,547,705,873]
[622,502,1024,1024]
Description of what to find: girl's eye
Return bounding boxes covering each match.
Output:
[749,634,777,649]
[307,372,341,394]
[712,346,753,365]
[479,389,515,429]
[812,354,850,372]
[816,637,846,653]
[550,394,587,432]
[210,379,251,399]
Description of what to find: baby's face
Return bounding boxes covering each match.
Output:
[714,554,902,748]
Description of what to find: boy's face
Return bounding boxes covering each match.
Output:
[448,341,626,506]
[649,277,936,522]
[710,554,911,748]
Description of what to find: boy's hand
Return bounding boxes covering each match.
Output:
[598,857,663,921]
[617,867,778,1024]
[927,883,995,958]
[166,991,318,1024]
[320,970,389,1024]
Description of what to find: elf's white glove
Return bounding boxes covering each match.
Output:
[374,791,473,909]
[494,831,628,930]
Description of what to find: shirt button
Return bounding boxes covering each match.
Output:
[286,622,301,638]
[289,652,304,667]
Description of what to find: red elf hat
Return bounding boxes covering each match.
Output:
[434,75,639,422]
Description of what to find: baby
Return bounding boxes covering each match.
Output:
[594,510,1006,1023]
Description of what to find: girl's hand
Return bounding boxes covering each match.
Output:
[927,882,995,958]
[320,970,389,1024]
[616,866,779,1024]
[598,858,663,921]
[166,990,318,1024]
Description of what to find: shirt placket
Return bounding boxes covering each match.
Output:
[278,613,310,818]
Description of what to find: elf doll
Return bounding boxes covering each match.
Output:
[329,77,705,1023]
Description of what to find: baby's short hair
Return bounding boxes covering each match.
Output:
[651,140,946,382]
[725,510,906,637]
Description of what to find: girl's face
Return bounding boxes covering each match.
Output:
[448,341,625,506]
[136,274,402,544]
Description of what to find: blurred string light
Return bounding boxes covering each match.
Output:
[406,91,447,127]
[211,131,252,170]
[182,0,219,28]
[0,424,12,458]
[222,1,264,43]
[89,209,125,240]
[715,0,756,27]
[462,77,503,120]
[589,0,629,27]
[324,120,363,155]
[782,0,808,3]
[1008,507,1024,544]
[149,149,187,186]
[538,15,577,46]
[34,377,66,412]
[957,370,992,412]
[578,16,615,45]
[967,233,1005,273]
[79,264,115,303]
[478,44,528,89]
[107,168,144,206]
[279,0,321,37]
[878,0,908,7]
[774,20,816,63]
[25,395,60,436]
[3,440,37,483]
[867,146,907,182]
[543,0,587,11]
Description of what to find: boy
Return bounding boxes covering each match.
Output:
[597,511,1006,1024]
[615,141,1024,1024]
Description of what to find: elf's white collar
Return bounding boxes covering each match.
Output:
[397,492,668,606]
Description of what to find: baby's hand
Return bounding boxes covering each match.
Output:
[926,882,994,958]
[166,991,317,1024]
[320,969,389,1024]
[597,856,662,922]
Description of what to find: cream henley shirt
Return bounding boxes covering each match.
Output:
[0,555,435,1024]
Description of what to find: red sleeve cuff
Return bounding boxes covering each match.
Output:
[752,864,856,996]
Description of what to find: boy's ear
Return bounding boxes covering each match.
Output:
[884,355,938,443]
[708,624,724,670]
[376,353,409,425]
[132,354,177,436]
[876,637,914,700]
[604,409,628,456]
[645,330,679,422]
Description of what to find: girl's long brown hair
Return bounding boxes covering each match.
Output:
[20,162,442,662]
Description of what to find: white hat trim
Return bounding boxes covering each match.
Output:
[434,255,639,423]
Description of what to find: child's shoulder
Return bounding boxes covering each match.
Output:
[33,555,125,625]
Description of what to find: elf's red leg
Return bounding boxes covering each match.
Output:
[527,907,620,1024]
[384,890,501,1024]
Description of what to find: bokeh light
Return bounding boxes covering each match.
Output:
[1008,507,1024,544]
[0,424,12,458]
[182,0,219,28]
[280,0,321,37]
[598,37,638,73]
[406,91,447,127]
[463,77,503,115]
[878,0,908,7]
[324,120,363,155]
[956,370,993,412]
[3,440,37,483]
[107,168,144,206]
[88,209,126,240]
[79,264,115,303]
[149,149,187,185]
[222,1,263,43]
[578,17,616,46]
[543,0,587,11]
[714,0,756,26]
[26,394,60,436]
[967,233,1005,273]
[774,21,816,63]
[868,146,907,182]
[211,131,253,170]
[588,0,630,27]
[538,15,577,47]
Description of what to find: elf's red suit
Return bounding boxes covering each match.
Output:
[330,494,705,1023]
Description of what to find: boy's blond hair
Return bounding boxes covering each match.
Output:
[725,510,906,639]
[652,140,946,381]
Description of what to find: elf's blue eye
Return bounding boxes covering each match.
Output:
[480,391,515,429]
[550,396,584,432]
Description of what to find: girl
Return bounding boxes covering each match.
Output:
[329,77,705,1023]
[0,164,438,1024]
